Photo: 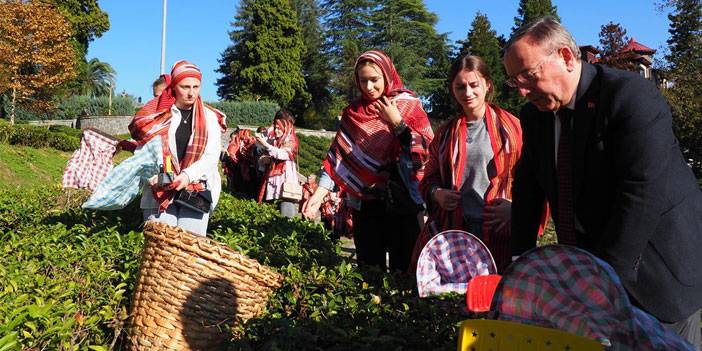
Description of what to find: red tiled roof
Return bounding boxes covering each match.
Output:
[620,38,656,54]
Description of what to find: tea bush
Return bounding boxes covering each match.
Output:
[0,186,465,350]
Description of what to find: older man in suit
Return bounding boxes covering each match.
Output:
[504,17,702,346]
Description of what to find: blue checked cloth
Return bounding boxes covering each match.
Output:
[490,245,696,350]
[416,230,497,298]
[83,136,162,210]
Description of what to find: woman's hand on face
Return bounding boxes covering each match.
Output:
[255,134,269,147]
[373,96,403,126]
[433,188,461,211]
[484,198,511,232]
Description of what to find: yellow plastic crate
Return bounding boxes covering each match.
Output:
[458,319,604,351]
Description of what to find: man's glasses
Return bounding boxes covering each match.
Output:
[505,52,555,88]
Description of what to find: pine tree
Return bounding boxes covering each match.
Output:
[661,0,702,176]
[597,22,637,71]
[216,0,309,109]
[457,12,505,104]
[323,0,375,102]
[369,0,447,97]
[512,0,560,33]
[288,0,334,127]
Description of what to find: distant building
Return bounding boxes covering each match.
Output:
[581,39,667,89]
[579,45,600,64]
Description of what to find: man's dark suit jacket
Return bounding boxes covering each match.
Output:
[511,62,702,323]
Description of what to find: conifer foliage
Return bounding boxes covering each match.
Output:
[217,0,309,108]
[661,0,702,176]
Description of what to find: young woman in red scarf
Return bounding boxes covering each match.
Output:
[255,118,300,217]
[302,50,434,272]
[410,55,522,272]
[128,60,226,236]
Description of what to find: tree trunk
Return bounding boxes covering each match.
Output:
[10,86,16,125]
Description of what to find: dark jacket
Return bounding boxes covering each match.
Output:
[511,62,702,323]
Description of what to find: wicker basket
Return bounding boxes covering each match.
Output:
[127,221,283,350]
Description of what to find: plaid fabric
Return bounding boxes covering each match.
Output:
[82,136,162,210]
[490,245,695,350]
[62,129,119,191]
[416,230,497,298]
[322,50,433,200]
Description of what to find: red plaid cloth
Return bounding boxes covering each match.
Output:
[322,50,433,200]
[416,230,497,297]
[62,129,119,191]
[490,245,695,350]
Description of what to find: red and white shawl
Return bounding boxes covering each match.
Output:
[322,50,434,200]
[412,104,522,272]
[127,60,226,212]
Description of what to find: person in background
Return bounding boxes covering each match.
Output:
[301,174,320,221]
[152,75,168,98]
[302,50,434,273]
[504,17,702,346]
[130,60,226,236]
[256,118,300,218]
[410,55,523,273]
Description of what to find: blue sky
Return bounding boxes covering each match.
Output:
[88,1,673,102]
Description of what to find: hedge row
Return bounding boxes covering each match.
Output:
[297,134,331,177]
[208,100,280,128]
[2,96,136,121]
[0,120,79,151]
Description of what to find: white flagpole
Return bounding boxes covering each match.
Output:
[160,0,167,74]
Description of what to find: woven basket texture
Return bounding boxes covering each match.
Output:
[126,221,283,350]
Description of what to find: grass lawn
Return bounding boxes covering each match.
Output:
[0,144,72,189]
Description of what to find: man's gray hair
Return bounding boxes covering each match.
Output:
[505,16,581,59]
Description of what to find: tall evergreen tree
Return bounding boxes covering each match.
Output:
[661,0,702,176]
[457,12,505,105]
[322,0,374,102]
[503,0,561,114]
[597,21,637,71]
[289,0,333,126]
[598,21,629,57]
[216,0,309,108]
[512,0,560,33]
[369,0,447,97]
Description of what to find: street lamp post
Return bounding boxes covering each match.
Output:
[160,0,167,74]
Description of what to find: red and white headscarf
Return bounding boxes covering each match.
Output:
[322,50,433,199]
[128,60,226,211]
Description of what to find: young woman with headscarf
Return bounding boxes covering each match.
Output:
[409,55,523,272]
[128,60,227,236]
[302,50,434,272]
[255,118,301,218]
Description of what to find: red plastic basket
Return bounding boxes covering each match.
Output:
[466,274,502,312]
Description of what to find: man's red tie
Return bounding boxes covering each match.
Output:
[557,109,577,245]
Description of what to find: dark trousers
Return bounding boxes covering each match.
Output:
[353,200,420,272]
[661,309,701,350]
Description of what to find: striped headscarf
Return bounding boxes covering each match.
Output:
[322,50,433,199]
[128,60,226,212]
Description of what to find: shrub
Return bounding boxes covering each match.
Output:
[208,100,279,127]
[0,123,80,151]
[58,95,136,118]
